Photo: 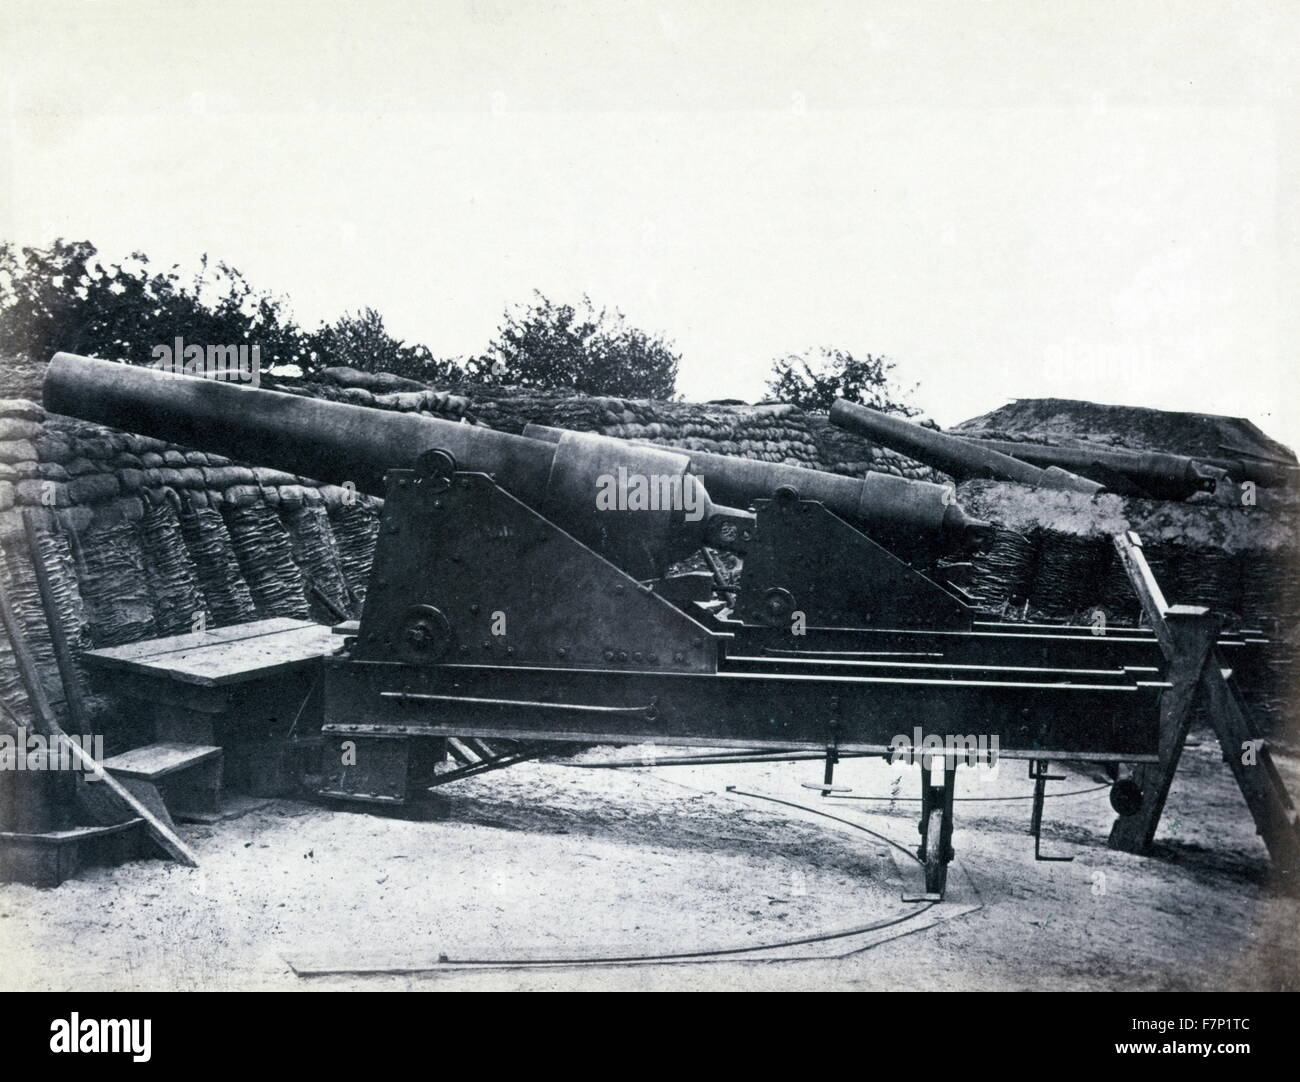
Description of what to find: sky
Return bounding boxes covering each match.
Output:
[3,0,1298,446]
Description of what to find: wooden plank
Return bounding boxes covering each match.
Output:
[84,624,337,687]
[23,508,93,735]
[1195,661,1300,882]
[0,820,143,843]
[1111,531,1172,654]
[0,559,60,736]
[83,617,311,664]
[142,626,336,687]
[102,742,221,781]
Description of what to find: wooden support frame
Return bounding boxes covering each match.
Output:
[1108,531,1300,887]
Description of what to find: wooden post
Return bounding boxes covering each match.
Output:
[1195,656,1300,882]
[1109,606,1218,852]
[22,509,92,735]
[1111,531,1172,653]
[0,548,75,830]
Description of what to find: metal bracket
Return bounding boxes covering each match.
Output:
[735,492,972,630]
[904,760,956,901]
[800,743,851,795]
[353,466,720,674]
[1029,759,1075,862]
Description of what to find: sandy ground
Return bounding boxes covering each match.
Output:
[1,733,1297,992]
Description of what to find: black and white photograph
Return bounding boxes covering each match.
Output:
[0,0,1296,1031]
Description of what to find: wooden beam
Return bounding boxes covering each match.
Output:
[1109,606,1218,852]
[21,509,92,735]
[1111,531,1171,654]
[1195,657,1300,882]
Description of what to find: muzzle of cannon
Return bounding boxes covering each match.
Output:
[828,399,1105,494]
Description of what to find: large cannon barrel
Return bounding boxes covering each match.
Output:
[43,353,732,577]
[950,436,1225,500]
[43,352,557,499]
[522,423,988,541]
[828,399,1104,494]
[1199,454,1299,490]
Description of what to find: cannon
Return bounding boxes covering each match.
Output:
[44,353,1181,897]
[828,399,1106,494]
[949,435,1228,501]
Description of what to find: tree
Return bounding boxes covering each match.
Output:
[307,307,460,383]
[468,292,679,398]
[0,239,312,372]
[765,347,918,415]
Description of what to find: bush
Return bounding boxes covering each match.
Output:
[467,292,679,399]
[766,347,918,415]
[0,239,313,372]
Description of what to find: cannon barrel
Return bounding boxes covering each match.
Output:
[44,352,555,499]
[951,436,1225,500]
[521,423,989,541]
[828,399,1104,494]
[43,352,743,577]
[1195,454,1298,490]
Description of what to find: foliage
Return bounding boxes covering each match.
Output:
[765,347,918,415]
[306,307,459,383]
[0,239,311,371]
[1,244,677,398]
[467,292,679,398]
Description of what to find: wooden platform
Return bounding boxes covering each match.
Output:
[82,618,339,688]
[83,619,333,798]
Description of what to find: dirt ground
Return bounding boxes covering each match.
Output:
[1,735,1297,992]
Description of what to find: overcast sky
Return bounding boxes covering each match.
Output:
[3,1,1297,447]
